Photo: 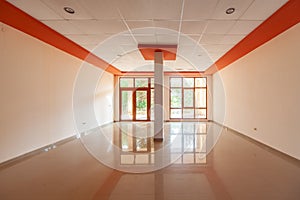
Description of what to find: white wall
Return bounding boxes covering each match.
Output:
[213,23,300,159]
[0,23,114,163]
[94,71,114,126]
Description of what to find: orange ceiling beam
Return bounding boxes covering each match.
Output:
[205,0,300,75]
[0,0,121,75]
[138,44,178,60]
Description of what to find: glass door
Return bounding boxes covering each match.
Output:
[120,89,150,121]
[135,90,148,120]
[121,90,133,120]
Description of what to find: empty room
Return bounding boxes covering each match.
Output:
[0,0,300,199]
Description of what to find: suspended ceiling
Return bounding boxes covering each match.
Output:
[7,0,288,72]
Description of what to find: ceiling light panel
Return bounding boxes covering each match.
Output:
[181,21,207,34]
[211,0,253,20]
[40,0,94,20]
[182,0,218,20]
[228,20,263,34]
[241,0,288,20]
[8,0,63,20]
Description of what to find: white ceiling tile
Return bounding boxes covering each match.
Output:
[153,20,180,31]
[200,34,224,44]
[183,0,219,20]
[40,0,94,20]
[8,0,63,20]
[241,0,288,20]
[115,0,153,20]
[205,20,236,34]
[70,20,127,34]
[202,44,235,54]
[94,46,126,63]
[207,53,223,62]
[64,34,108,45]
[211,0,253,20]
[78,0,121,20]
[179,34,199,46]
[156,34,178,44]
[181,21,207,34]
[152,0,183,20]
[134,35,157,44]
[42,20,83,34]
[186,35,201,43]
[175,57,195,69]
[221,34,246,44]
[131,28,156,35]
[120,44,138,54]
[228,20,262,34]
[126,20,154,29]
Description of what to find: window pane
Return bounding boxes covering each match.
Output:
[151,89,154,120]
[183,109,194,118]
[195,109,206,119]
[151,78,154,88]
[184,89,194,107]
[195,89,206,108]
[121,91,133,120]
[171,89,182,108]
[136,90,147,120]
[183,78,194,87]
[195,78,206,87]
[170,109,182,118]
[135,78,148,87]
[170,78,182,87]
[120,78,133,87]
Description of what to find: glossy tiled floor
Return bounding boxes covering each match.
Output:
[0,122,300,200]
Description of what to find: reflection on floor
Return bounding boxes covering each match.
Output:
[0,122,300,200]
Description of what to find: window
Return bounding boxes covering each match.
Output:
[170,77,207,119]
[119,77,153,121]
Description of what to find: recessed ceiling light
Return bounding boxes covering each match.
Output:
[225,7,235,15]
[64,7,75,14]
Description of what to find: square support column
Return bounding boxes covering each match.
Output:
[154,51,164,141]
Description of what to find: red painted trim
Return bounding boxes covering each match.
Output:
[138,44,177,60]
[0,1,121,75]
[205,0,300,74]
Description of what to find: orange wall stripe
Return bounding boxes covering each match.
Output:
[0,1,121,75]
[205,0,300,74]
